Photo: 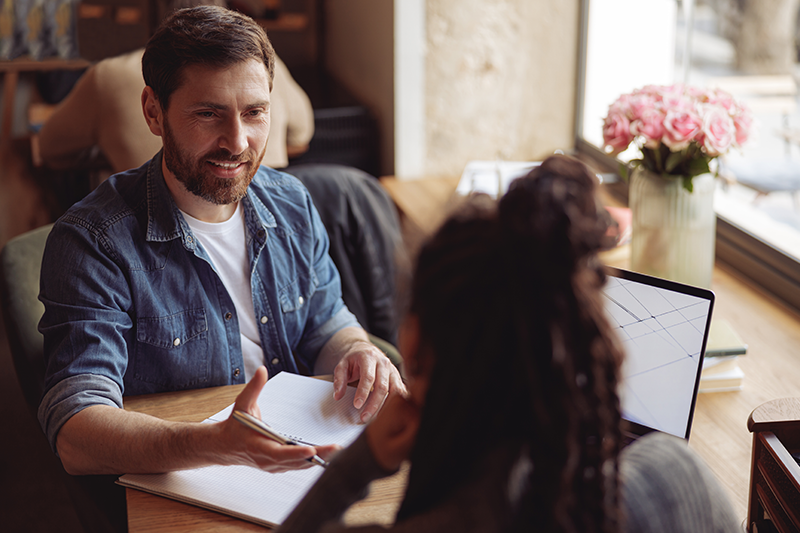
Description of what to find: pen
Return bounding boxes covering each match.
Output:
[232,410,328,467]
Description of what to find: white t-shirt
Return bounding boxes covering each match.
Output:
[180,203,263,381]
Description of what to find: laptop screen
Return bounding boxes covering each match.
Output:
[602,267,715,440]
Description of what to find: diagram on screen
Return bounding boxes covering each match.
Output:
[602,276,711,438]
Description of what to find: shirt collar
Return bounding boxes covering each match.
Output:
[144,150,276,244]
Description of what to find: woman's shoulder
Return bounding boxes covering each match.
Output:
[620,432,740,533]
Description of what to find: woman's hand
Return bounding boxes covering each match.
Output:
[365,391,421,472]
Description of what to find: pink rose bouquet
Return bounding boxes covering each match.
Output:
[602,83,753,192]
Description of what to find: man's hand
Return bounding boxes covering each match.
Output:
[56,366,339,476]
[365,392,420,472]
[220,366,339,472]
[316,327,407,423]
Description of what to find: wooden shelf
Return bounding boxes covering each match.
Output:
[0,56,91,72]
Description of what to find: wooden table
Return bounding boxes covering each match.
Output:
[379,174,800,523]
[123,384,407,532]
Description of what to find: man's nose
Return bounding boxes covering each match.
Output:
[218,116,248,155]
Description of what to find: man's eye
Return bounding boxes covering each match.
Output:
[198,111,215,118]
[247,109,263,117]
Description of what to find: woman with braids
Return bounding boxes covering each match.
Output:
[276,154,739,533]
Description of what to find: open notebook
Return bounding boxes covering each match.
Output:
[117,372,364,527]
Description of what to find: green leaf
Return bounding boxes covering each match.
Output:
[618,162,629,182]
[682,176,694,193]
[665,151,684,173]
[686,156,711,178]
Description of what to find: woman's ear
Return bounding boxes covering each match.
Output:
[399,315,420,375]
[141,86,164,137]
[399,315,430,407]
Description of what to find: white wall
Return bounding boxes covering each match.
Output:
[424,0,581,177]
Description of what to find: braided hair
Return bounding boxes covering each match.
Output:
[397,154,625,532]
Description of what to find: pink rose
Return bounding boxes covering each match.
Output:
[639,84,669,100]
[661,93,695,112]
[608,94,633,117]
[663,108,703,151]
[707,89,736,113]
[627,93,657,121]
[732,106,754,146]
[630,108,666,149]
[701,105,735,156]
[603,111,633,155]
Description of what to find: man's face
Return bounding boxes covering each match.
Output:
[159,59,271,206]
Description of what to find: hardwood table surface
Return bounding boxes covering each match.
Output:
[123,383,407,532]
[380,174,800,523]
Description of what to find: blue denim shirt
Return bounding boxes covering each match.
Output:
[38,152,359,451]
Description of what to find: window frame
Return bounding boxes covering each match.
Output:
[574,0,800,314]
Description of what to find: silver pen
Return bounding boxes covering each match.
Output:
[232,410,328,467]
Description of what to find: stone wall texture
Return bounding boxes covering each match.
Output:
[425,0,579,176]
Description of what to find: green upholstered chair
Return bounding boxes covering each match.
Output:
[0,223,53,416]
[1,224,126,533]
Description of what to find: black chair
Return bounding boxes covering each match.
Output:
[286,163,405,354]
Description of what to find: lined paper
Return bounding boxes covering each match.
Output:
[118,372,365,527]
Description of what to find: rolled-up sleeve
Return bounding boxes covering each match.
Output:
[38,374,123,453]
[37,218,132,452]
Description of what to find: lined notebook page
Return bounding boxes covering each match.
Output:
[208,372,363,446]
[118,372,364,527]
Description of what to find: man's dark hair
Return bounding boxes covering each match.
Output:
[142,5,275,110]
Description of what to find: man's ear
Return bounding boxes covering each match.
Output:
[141,86,164,137]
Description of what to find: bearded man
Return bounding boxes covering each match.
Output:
[38,5,404,477]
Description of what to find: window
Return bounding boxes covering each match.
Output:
[576,0,800,311]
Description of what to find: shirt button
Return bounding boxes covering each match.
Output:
[225,312,232,320]
[271,358,279,365]
[298,296,304,305]
[257,229,266,239]
[260,316,268,324]
[173,338,181,347]
[233,368,240,378]
[186,236,193,243]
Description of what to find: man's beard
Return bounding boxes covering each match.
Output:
[162,118,265,206]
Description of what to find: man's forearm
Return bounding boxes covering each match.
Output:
[56,404,222,476]
[54,368,326,476]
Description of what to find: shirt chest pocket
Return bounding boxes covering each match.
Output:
[278,269,318,314]
[132,308,210,389]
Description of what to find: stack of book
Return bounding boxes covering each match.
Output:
[700,319,748,392]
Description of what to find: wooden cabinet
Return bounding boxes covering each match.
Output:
[747,398,800,532]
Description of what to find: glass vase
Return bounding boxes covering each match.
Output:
[629,168,716,288]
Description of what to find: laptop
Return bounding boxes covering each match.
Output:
[601,267,715,441]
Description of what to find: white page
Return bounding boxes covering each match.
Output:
[456,160,541,198]
[207,372,363,446]
[118,372,365,527]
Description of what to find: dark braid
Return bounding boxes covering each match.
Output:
[398,155,624,532]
